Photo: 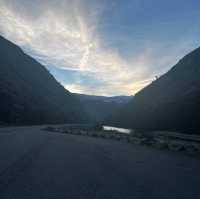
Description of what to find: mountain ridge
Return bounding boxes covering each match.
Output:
[0,35,88,125]
[75,93,132,123]
[106,46,200,134]
[75,93,132,103]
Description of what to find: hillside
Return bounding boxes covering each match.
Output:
[75,94,132,123]
[107,47,200,134]
[0,36,88,125]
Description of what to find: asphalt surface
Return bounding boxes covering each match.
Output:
[0,126,200,199]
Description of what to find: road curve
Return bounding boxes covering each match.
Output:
[0,126,200,199]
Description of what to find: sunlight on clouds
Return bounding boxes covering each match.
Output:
[65,77,153,96]
[0,2,96,70]
[0,0,189,96]
[64,84,83,94]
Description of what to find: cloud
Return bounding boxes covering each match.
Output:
[0,0,199,95]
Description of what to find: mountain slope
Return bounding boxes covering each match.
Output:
[107,47,200,134]
[75,94,132,122]
[76,94,132,104]
[0,35,88,125]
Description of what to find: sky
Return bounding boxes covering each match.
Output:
[0,0,200,96]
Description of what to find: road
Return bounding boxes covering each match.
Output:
[0,126,200,199]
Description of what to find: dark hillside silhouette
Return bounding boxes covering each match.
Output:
[0,36,88,125]
[107,47,200,134]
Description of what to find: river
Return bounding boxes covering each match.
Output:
[103,125,131,134]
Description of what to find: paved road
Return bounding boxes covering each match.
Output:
[0,126,200,199]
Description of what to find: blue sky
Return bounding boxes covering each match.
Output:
[0,0,200,96]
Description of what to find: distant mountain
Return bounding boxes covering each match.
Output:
[0,35,88,125]
[75,94,132,123]
[76,94,132,104]
[107,47,200,134]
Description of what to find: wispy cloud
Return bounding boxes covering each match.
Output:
[0,0,199,95]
